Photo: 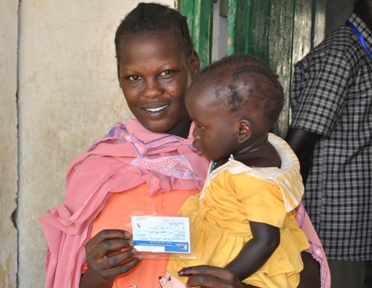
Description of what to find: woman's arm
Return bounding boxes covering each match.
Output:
[79,229,141,288]
[225,221,280,280]
[178,265,256,288]
[174,221,279,288]
[178,251,320,287]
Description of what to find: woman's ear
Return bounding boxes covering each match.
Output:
[189,50,200,78]
[237,119,251,144]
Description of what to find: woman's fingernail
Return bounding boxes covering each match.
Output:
[131,248,137,254]
[124,231,132,237]
[129,240,134,246]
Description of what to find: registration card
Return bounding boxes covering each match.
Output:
[131,216,191,254]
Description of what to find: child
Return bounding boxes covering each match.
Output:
[167,53,310,288]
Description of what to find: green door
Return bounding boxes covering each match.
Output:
[179,0,326,137]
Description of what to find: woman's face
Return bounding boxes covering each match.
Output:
[117,34,199,137]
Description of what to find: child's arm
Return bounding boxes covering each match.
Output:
[225,221,280,281]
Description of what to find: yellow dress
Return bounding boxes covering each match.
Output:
[167,134,310,288]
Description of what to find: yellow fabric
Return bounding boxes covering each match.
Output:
[83,183,199,288]
[167,158,309,288]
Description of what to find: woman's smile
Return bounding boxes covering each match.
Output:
[143,104,170,114]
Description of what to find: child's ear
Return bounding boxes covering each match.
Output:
[237,119,251,144]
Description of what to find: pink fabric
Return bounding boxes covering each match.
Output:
[296,203,331,288]
[39,119,208,288]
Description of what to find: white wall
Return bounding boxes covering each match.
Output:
[0,0,18,287]
[0,1,173,287]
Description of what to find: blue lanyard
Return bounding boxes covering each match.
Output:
[347,20,372,59]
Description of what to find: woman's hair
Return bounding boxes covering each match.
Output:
[193,53,284,124]
[115,3,194,60]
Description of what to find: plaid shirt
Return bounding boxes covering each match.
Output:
[290,13,372,261]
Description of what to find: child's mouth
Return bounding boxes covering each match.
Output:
[192,142,203,155]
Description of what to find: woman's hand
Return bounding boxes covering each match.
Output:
[178,266,257,288]
[80,229,141,288]
[177,252,321,288]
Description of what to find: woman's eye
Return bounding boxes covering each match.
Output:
[128,75,141,81]
[160,70,173,76]
[197,125,205,130]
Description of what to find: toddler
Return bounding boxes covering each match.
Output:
[167,54,309,288]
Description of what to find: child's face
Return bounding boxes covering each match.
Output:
[186,82,239,161]
[117,34,198,137]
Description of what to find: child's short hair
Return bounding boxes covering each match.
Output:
[193,54,284,124]
[115,3,194,60]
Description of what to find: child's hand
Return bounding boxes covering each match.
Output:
[178,265,256,288]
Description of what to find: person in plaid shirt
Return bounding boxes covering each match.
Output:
[285,0,372,287]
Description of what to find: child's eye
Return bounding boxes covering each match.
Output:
[160,70,173,76]
[128,75,141,81]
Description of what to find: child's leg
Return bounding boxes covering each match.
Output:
[299,251,321,288]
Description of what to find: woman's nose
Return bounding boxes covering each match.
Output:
[143,78,162,98]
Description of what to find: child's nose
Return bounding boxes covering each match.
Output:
[143,79,162,98]
[192,125,200,139]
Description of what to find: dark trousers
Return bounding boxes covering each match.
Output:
[328,260,372,288]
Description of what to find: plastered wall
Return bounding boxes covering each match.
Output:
[0,0,18,287]
[1,1,173,287]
